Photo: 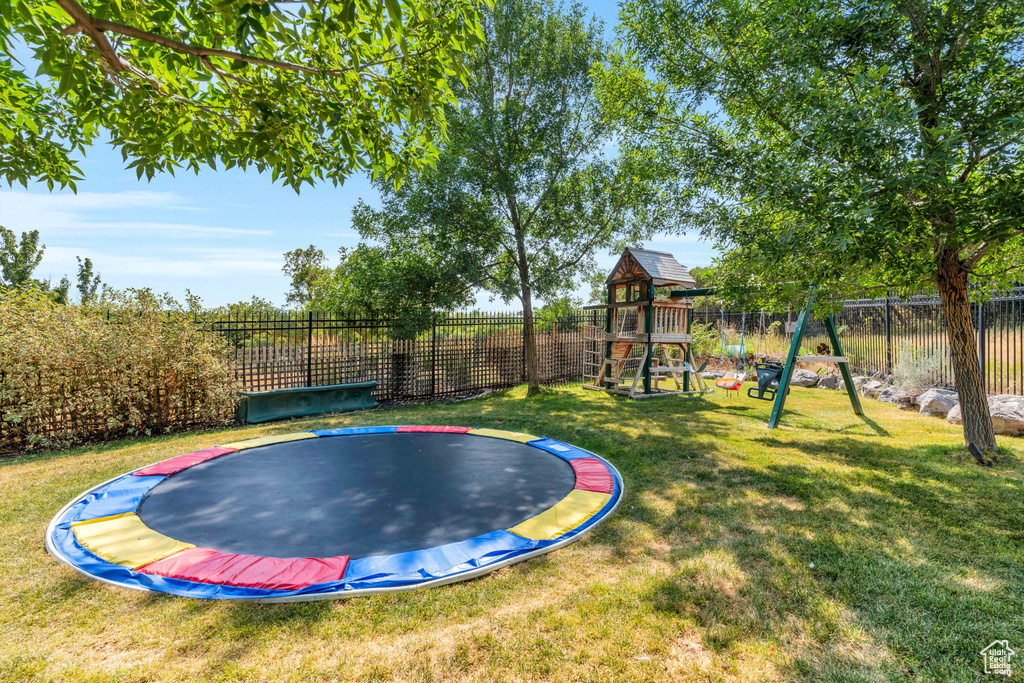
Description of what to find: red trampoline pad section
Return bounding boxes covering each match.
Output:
[138,548,350,591]
[396,425,472,433]
[571,458,615,494]
[134,447,237,477]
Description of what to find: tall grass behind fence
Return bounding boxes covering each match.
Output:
[208,310,594,402]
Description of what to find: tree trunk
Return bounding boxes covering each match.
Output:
[521,285,541,395]
[935,248,996,450]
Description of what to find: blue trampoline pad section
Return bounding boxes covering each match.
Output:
[309,426,399,436]
[46,427,623,601]
[63,474,166,524]
[343,530,547,591]
[529,438,595,460]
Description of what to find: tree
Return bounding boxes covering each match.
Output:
[602,0,1024,450]
[311,244,478,338]
[346,0,683,393]
[0,226,74,302]
[282,245,328,307]
[2,0,488,191]
[76,256,101,304]
[0,227,45,288]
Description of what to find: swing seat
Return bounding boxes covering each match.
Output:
[747,362,787,401]
[715,372,746,391]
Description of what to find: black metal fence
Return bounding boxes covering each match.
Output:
[206,290,1023,401]
[694,288,1024,396]
[207,310,594,402]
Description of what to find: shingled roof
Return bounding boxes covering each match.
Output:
[606,248,697,288]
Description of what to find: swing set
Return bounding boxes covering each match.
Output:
[675,290,863,429]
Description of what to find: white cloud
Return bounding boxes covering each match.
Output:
[40,245,283,280]
[0,190,265,236]
[74,221,269,236]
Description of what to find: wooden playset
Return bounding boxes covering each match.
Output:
[582,248,709,398]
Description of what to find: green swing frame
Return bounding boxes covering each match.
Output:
[670,290,863,429]
[766,299,863,429]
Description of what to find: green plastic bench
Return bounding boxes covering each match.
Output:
[236,381,377,424]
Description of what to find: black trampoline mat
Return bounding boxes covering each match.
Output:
[138,433,576,558]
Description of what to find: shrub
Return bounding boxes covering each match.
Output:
[892,341,944,392]
[0,287,240,452]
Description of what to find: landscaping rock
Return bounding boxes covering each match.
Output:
[701,371,723,380]
[859,380,885,398]
[877,386,911,404]
[790,369,821,387]
[918,388,959,417]
[947,394,1024,436]
[896,394,919,411]
[816,374,843,390]
[853,376,869,391]
[991,395,1024,436]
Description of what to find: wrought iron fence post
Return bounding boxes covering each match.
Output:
[884,292,892,374]
[431,319,437,397]
[977,301,986,388]
[306,311,314,388]
[522,315,527,383]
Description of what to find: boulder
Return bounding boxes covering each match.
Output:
[991,395,1024,436]
[701,371,723,380]
[817,374,843,390]
[790,369,821,387]
[859,380,885,398]
[853,376,869,391]
[877,386,912,404]
[947,394,1024,436]
[918,388,959,417]
[896,394,919,411]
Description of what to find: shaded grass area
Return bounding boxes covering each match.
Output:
[1,386,1023,682]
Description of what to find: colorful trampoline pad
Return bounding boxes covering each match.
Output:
[134,446,237,476]
[467,428,541,443]
[139,548,350,591]
[219,432,318,450]
[64,474,165,523]
[570,458,615,494]
[507,489,613,541]
[47,428,622,600]
[72,513,194,569]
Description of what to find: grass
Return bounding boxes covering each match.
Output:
[2,386,1023,682]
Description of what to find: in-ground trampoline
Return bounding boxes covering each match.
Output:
[46,426,622,601]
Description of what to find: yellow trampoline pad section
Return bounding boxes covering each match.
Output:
[467,428,540,443]
[220,432,318,450]
[508,489,612,541]
[72,513,193,569]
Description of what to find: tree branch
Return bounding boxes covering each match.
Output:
[56,0,436,79]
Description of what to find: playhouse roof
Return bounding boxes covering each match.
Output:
[606,248,697,288]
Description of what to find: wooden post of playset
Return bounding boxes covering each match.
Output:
[642,280,654,394]
[604,282,615,390]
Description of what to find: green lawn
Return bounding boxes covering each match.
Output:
[2,386,1023,682]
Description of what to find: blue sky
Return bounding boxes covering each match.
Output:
[0,0,717,310]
